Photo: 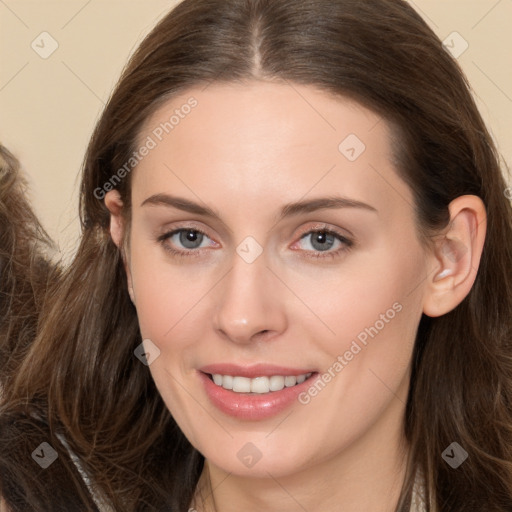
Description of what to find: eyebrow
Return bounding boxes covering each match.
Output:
[140,193,378,221]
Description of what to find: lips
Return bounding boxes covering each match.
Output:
[198,363,318,420]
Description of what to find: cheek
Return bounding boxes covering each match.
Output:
[297,240,425,403]
[127,240,211,438]
[287,252,423,457]
[293,239,424,350]
[128,233,212,341]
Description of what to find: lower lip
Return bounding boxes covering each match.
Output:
[198,371,318,421]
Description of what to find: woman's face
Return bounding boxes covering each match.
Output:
[117,81,432,478]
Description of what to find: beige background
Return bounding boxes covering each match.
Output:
[1,0,511,259]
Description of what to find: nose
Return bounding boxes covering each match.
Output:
[212,250,288,345]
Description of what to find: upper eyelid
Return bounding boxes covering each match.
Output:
[159,221,350,237]
[159,221,210,237]
[296,223,351,239]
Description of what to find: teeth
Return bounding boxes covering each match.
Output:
[210,372,313,394]
[233,376,251,392]
[223,375,234,390]
[284,376,296,387]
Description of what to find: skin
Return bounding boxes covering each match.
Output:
[105,81,486,511]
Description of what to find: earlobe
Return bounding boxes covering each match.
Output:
[422,195,487,318]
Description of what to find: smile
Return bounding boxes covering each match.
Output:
[208,373,313,394]
[198,367,319,420]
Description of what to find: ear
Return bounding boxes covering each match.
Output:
[104,190,135,304]
[422,195,486,318]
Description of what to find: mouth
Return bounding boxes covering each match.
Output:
[197,363,319,420]
[204,372,314,394]
[198,366,320,420]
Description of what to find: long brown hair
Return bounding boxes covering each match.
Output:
[0,145,58,393]
[1,0,512,510]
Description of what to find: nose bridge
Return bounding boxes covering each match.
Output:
[213,246,286,344]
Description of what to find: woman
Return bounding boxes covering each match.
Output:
[1,0,511,510]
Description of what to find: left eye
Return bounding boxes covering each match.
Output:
[296,230,351,253]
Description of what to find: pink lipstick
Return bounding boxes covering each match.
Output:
[198,363,318,420]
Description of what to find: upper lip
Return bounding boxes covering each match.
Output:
[199,363,316,378]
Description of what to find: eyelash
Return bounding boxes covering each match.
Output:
[156,224,354,260]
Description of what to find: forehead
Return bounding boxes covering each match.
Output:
[131,81,414,225]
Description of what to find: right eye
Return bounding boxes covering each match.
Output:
[157,227,217,258]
